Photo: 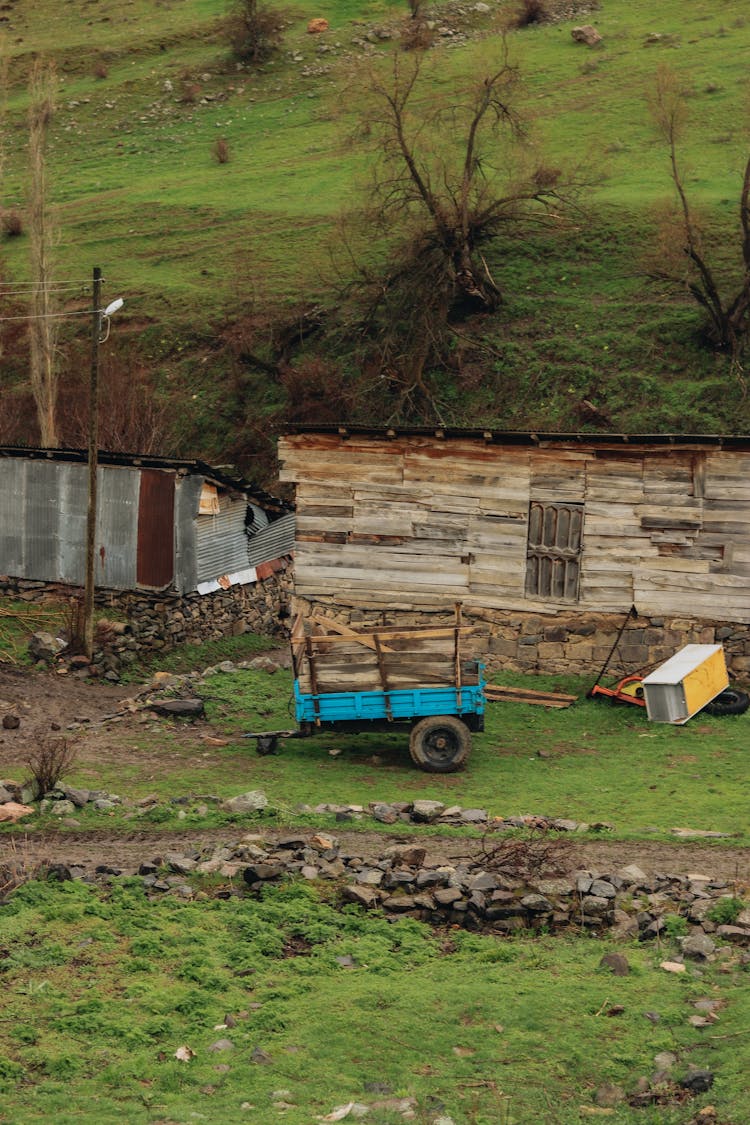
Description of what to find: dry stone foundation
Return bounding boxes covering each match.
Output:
[293,597,750,681]
[0,564,292,674]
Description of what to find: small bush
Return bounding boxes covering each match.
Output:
[23,736,77,796]
[706,896,746,926]
[662,913,688,940]
[1,210,23,237]
[179,79,201,105]
[401,18,437,51]
[513,0,550,27]
[226,0,285,64]
[212,137,230,164]
[93,62,108,79]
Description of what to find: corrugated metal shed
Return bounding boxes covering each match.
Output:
[0,448,293,594]
[195,495,251,584]
[247,511,295,568]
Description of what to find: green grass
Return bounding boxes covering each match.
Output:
[1,877,749,1124]
[0,602,67,666]
[3,651,748,845]
[3,0,750,451]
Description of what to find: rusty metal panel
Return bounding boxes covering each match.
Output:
[247,511,295,568]
[0,457,27,576]
[195,494,250,583]
[136,469,175,589]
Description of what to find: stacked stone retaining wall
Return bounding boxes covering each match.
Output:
[0,562,292,672]
[294,598,750,681]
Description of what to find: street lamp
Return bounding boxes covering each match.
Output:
[83,267,124,660]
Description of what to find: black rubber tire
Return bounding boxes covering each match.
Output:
[408,715,471,773]
[703,689,750,717]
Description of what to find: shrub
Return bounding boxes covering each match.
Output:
[93,62,108,79]
[662,913,688,940]
[1,210,23,237]
[212,137,230,164]
[706,896,746,926]
[513,0,550,27]
[23,736,77,796]
[179,79,201,105]
[401,18,437,51]
[225,0,285,64]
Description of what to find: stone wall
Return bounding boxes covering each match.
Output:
[293,597,750,682]
[1,561,293,673]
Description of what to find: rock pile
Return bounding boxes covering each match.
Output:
[9,829,748,952]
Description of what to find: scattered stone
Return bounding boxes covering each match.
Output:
[653,1051,677,1072]
[222,790,268,814]
[680,1069,714,1094]
[681,933,716,960]
[28,631,67,662]
[411,799,445,822]
[571,25,602,46]
[0,801,34,822]
[148,698,205,719]
[208,1039,234,1052]
[371,803,398,824]
[594,1084,625,1108]
[660,961,686,974]
[2,713,20,730]
[599,952,630,976]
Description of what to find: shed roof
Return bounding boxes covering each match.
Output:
[280,424,750,451]
[0,445,291,513]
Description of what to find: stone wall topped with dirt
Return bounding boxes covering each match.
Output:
[293,598,750,682]
[1,562,293,675]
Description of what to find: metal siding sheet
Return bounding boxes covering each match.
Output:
[174,474,201,594]
[137,469,175,588]
[96,466,139,589]
[0,458,26,575]
[25,461,61,581]
[195,497,251,582]
[57,462,88,582]
[247,512,296,567]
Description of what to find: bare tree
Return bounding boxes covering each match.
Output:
[341,49,579,420]
[28,58,59,447]
[648,64,750,366]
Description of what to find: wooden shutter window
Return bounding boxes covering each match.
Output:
[525,501,583,601]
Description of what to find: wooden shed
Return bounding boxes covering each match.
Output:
[278,427,750,676]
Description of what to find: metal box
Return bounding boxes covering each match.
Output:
[641,644,729,724]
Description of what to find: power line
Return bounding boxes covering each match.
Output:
[0,287,91,299]
[0,309,94,322]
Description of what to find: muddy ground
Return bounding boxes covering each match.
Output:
[1,664,749,883]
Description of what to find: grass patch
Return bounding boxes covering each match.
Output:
[0,602,67,666]
[1,877,749,1123]
[3,654,748,844]
[3,0,750,454]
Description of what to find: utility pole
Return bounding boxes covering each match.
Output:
[83,266,102,661]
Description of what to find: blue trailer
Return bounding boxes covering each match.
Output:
[250,612,485,772]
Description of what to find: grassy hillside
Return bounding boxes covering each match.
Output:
[1,0,750,475]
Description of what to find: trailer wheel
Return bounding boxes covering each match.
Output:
[409,716,471,773]
[704,689,750,717]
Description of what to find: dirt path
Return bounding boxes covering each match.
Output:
[5,825,749,883]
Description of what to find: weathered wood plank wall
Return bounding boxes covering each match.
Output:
[278,434,750,624]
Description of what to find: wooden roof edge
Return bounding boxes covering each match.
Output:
[277,425,750,450]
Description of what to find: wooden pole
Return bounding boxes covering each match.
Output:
[83,266,102,661]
